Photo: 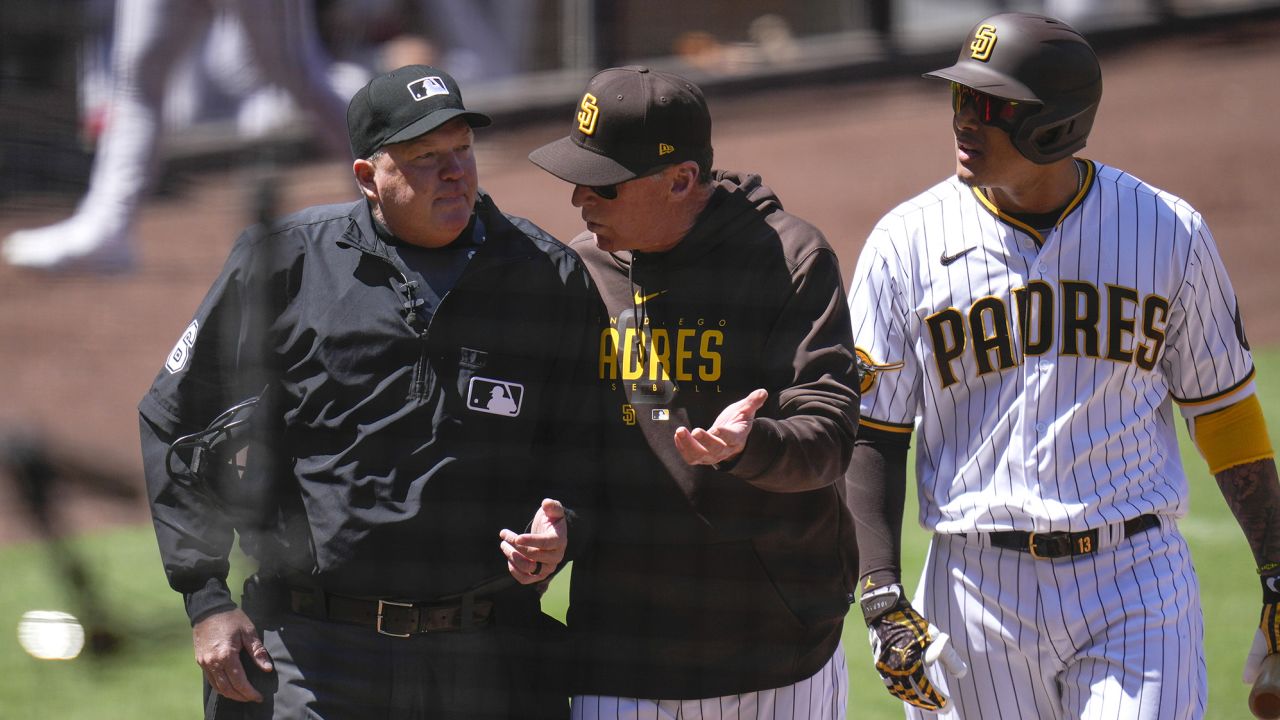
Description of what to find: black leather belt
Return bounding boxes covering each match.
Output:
[983,514,1160,559]
[288,588,493,637]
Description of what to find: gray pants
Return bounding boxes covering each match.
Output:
[207,611,568,719]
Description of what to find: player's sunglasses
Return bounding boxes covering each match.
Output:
[587,165,671,200]
[950,82,1028,131]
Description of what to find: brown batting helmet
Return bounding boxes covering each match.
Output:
[925,12,1102,164]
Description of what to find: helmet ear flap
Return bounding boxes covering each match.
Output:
[1012,105,1097,164]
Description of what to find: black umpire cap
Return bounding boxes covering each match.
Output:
[346,65,491,159]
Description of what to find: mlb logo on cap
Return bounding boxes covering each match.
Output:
[408,76,450,102]
[346,64,491,159]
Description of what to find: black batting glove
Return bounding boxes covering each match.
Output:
[861,583,967,712]
[1247,567,1280,684]
[1261,568,1280,653]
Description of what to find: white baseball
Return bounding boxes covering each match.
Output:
[17,610,85,660]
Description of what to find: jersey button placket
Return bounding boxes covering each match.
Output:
[1022,355,1048,478]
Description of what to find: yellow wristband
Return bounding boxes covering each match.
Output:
[1193,394,1275,475]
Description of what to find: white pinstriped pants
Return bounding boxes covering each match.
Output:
[571,640,848,720]
[908,520,1206,720]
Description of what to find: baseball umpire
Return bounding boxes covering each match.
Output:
[139,65,606,719]
[845,12,1280,719]
[529,66,860,719]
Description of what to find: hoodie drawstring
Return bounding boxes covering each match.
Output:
[627,257,648,368]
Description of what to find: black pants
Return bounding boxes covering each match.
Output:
[207,594,568,719]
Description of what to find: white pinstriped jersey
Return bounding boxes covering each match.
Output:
[847,160,1256,534]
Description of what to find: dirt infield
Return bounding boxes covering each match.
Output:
[1,20,1277,543]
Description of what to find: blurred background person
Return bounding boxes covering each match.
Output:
[2,0,351,274]
[416,0,535,84]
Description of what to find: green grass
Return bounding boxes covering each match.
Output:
[2,351,1277,718]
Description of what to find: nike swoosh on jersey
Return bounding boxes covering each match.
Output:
[939,247,976,266]
[634,290,667,304]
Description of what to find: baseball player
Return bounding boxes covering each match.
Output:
[845,12,1280,719]
[2,0,349,273]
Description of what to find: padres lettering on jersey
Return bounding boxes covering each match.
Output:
[847,161,1255,533]
[924,279,1169,388]
[598,305,726,400]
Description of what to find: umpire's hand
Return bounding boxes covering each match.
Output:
[500,498,568,585]
[193,608,273,702]
[861,583,968,712]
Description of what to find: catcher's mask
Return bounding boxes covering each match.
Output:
[165,392,269,516]
[925,12,1102,164]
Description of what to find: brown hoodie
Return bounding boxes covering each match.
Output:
[566,170,861,699]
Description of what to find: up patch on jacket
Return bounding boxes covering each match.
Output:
[165,320,199,374]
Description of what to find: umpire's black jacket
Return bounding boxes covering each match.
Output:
[139,192,604,625]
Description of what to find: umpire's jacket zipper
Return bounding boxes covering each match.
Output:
[350,247,436,403]
[351,230,524,403]
[398,270,432,402]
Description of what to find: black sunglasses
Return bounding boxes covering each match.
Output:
[587,165,672,200]
[589,183,622,200]
[950,82,1031,132]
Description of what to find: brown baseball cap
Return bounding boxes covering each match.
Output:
[346,65,491,159]
[529,66,712,186]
